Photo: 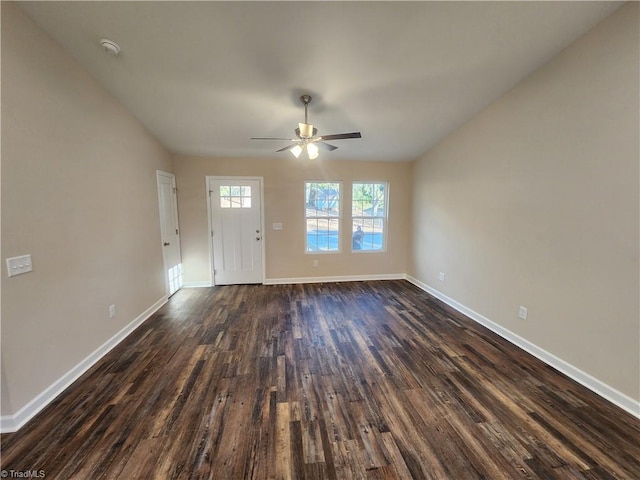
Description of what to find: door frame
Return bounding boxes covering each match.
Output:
[156,170,182,297]
[206,176,265,286]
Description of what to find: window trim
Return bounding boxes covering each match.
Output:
[304,180,343,254]
[351,181,389,253]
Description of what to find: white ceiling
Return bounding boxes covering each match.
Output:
[17,1,623,162]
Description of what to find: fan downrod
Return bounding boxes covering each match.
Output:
[300,95,312,125]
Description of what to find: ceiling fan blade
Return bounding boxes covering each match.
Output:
[319,132,362,141]
[276,144,300,153]
[251,137,297,141]
[316,142,338,151]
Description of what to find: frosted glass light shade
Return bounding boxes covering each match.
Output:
[307,143,319,159]
[290,144,303,158]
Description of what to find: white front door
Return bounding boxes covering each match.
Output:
[208,177,264,285]
[157,171,183,296]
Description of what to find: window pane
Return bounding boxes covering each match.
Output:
[374,183,386,216]
[219,186,230,197]
[241,197,251,208]
[220,196,231,208]
[319,218,340,251]
[368,219,384,250]
[306,218,318,252]
[353,219,384,251]
[306,205,318,218]
[241,186,251,197]
[305,184,318,217]
[352,220,365,250]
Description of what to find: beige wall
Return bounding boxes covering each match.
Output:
[173,156,412,284]
[410,3,639,401]
[1,3,173,416]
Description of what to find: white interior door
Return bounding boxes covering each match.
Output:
[208,177,263,285]
[157,171,183,296]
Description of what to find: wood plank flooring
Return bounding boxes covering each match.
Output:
[1,280,639,479]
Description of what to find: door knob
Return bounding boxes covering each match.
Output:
[164,242,170,246]
[256,236,261,241]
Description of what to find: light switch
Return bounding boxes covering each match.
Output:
[272,223,283,230]
[7,254,33,277]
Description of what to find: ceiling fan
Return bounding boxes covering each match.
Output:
[251,95,361,159]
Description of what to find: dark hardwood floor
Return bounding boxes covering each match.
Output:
[1,280,639,479]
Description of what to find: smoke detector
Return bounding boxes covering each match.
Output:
[100,38,120,55]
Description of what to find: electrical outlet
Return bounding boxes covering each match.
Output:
[518,306,528,320]
[313,260,319,267]
[109,304,117,318]
[438,272,446,282]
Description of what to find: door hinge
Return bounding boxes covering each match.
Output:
[173,187,177,194]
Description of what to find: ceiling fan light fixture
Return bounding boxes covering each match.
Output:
[307,143,319,160]
[290,144,303,158]
[251,93,361,158]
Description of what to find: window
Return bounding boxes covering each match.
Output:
[219,185,251,208]
[352,182,387,252]
[305,182,341,252]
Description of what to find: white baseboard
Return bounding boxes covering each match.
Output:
[182,281,212,288]
[263,273,406,285]
[0,296,168,433]
[405,275,640,419]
